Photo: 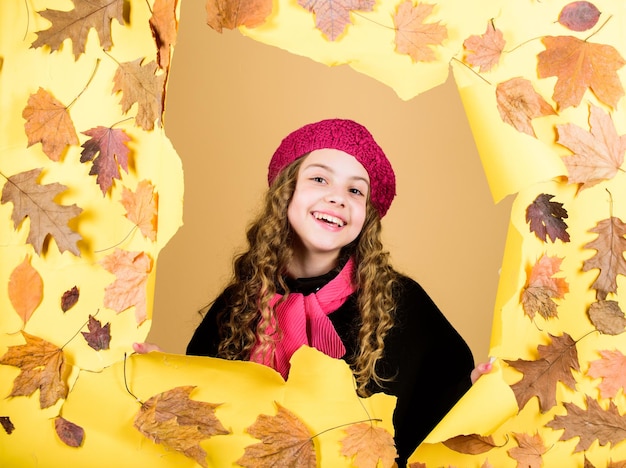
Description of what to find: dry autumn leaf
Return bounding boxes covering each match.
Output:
[525,193,570,243]
[31,0,124,59]
[505,333,579,412]
[206,0,273,33]
[463,21,506,73]
[442,433,498,455]
[537,35,625,110]
[582,217,626,300]
[0,416,15,435]
[61,286,80,312]
[121,180,158,241]
[100,249,153,324]
[507,432,547,468]
[237,402,316,467]
[297,0,374,41]
[588,349,626,399]
[557,104,626,190]
[496,77,556,137]
[134,385,229,468]
[393,1,447,63]
[55,416,84,447]
[81,315,111,351]
[149,0,178,70]
[521,255,569,320]
[112,58,165,131]
[588,300,626,335]
[0,331,69,409]
[1,168,82,256]
[340,422,397,468]
[546,396,626,452]
[8,255,43,325]
[558,1,601,32]
[23,88,79,161]
[80,126,131,195]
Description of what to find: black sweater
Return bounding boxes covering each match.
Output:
[187,271,474,465]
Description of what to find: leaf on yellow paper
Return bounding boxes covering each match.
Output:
[507,432,547,468]
[525,193,570,244]
[61,286,80,312]
[22,88,79,161]
[588,349,626,399]
[463,21,505,73]
[0,416,15,435]
[1,168,82,256]
[297,0,374,41]
[546,396,626,452]
[237,402,316,467]
[521,255,569,320]
[557,104,626,190]
[0,331,69,409]
[496,77,556,137]
[112,59,165,131]
[120,180,158,241]
[8,255,43,325]
[537,36,626,110]
[558,1,601,32]
[442,434,498,454]
[588,300,626,335]
[206,0,273,33]
[582,217,626,301]
[99,249,153,324]
[55,416,84,447]
[80,126,131,195]
[505,333,579,412]
[81,315,111,351]
[393,1,447,63]
[134,386,229,468]
[340,422,397,468]
[150,0,178,70]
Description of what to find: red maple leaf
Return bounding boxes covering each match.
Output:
[463,21,506,72]
[525,193,570,243]
[81,315,111,351]
[80,126,131,195]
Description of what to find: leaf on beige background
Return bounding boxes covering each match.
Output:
[463,21,506,73]
[393,1,447,62]
[442,433,498,454]
[149,0,179,70]
[8,255,43,325]
[206,0,273,33]
[23,88,79,161]
[588,349,626,399]
[80,126,131,195]
[1,168,82,256]
[521,255,569,320]
[298,0,374,41]
[340,422,397,468]
[588,300,626,335]
[120,180,158,241]
[558,1,601,32]
[496,77,556,137]
[507,432,547,468]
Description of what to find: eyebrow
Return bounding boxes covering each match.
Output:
[302,162,370,186]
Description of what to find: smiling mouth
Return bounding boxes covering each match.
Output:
[313,212,346,227]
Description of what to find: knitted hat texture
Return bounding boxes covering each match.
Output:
[268,119,396,217]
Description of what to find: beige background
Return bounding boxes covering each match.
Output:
[150,0,513,362]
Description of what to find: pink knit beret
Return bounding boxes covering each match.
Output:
[268,119,396,217]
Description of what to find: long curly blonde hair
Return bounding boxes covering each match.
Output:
[215,156,398,394]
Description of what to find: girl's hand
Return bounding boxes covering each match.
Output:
[132,342,162,354]
[470,357,495,384]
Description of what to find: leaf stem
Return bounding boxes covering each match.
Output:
[93,226,138,253]
[66,59,101,110]
[60,309,100,350]
[449,56,492,86]
[123,352,143,404]
[584,15,612,42]
[310,417,383,441]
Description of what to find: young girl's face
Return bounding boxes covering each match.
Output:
[287,148,369,264]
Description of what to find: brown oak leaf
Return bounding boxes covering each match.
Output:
[8,255,43,325]
[340,422,397,468]
[100,249,152,324]
[0,331,69,409]
[582,217,626,300]
[393,1,447,62]
[521,255,569,320]
[80,126,131,195]
[588,300,626,335]
[1,168,82,256]
[496,77,556,137]
[134,386,229,468]
[525,193,570,243]
[23,88,79,161]
[546,396,626,452]
[237,402,316,467]
[81,315,111,351]
[558,1,601,32]
[61,286,80,312]
[207,0,273,33]
[442,434,497,454]
[31,0,124,59]
[0,416,15,435]
[120,180,158,241]
[149,0,178,70]
[505,333,579,412]
[588,349,626,399]
[507,432,547,468]
[537,36,625,110]
[112,59,165,131]
[463,21,506,73]
[55,416,84,447]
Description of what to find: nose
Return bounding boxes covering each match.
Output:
[325,189,345,207]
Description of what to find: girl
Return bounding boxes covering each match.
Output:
[185,118,478,465]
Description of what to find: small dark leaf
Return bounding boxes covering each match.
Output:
[61,286,79,312]
[558,1,601,32]
[54,416,84,447]
[1,416,15,434]
[525,193,570,243]
[81,315,111,351]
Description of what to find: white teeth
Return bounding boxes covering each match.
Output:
[314,212,345,227]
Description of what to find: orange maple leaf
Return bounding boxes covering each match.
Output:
[22,88,79,161]
[588,300,626,335]
[149,0,178,70]
[582,217,626,300]
[237,402,316,467]
[1,168,82,256]
[393,1,447,63]
[588,349,626,399]
[463,21,506,73]
[8,255,43,325]
[100,249,153,324]
[120,180,158,241]
[340,422,397,468]
[80,126,131,195]
[298,0,374,41]
[112,59,165,131]
[521,255,569,320]
[31,0,124,59]
[0,331,69,409]
[507,432,547,468]
[557,104,626,190]
[496,77,556,137]
[134,386,229,468]
[206,0,273,33]
[537,36,626,110]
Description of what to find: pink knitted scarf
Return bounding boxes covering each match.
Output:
[249,258,356,379]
